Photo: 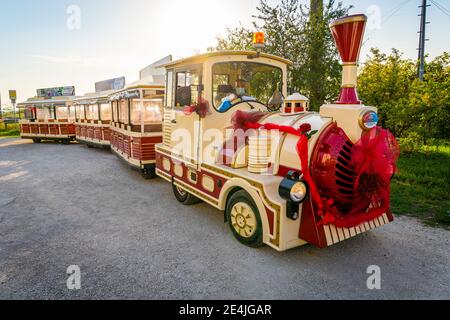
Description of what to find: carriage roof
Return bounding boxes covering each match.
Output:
[17,96,78,108]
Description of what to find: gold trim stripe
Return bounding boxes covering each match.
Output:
[156,147,282,247]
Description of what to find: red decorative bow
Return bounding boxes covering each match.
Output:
[183,97,211,118]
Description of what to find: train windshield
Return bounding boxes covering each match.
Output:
[212,62,282,112]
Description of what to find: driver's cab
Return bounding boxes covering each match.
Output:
[162,51,290,166]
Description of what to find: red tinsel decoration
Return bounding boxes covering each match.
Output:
[183,97,211,118]
[231,110,266,131]
[338,126,400,227]
[242,114,400,228]
[243,121,329,221]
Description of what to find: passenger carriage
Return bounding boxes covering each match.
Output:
[109,57,171,179]
[18,94,77,144]
[155,15,399,251]
[74,90,117,149]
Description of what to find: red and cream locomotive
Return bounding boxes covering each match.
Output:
[155,14,399,251]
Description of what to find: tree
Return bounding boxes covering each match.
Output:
[213,25,254,52]
[213,0,351,110]
[299,0,351,109]
[358,49,450,143]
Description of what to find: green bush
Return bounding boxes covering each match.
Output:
[392,143,450,227]
[0,123,20,137]
[359,50,450,143]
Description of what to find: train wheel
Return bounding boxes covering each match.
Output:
[172,182,201,205]
[32,139,41,143]
[226,190,263,248]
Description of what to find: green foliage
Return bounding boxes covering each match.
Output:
[214,25,254,51]
[213,0,351,110]
[0,123,20,137]
[297,0,350,110]
[358,49,450,143]
[392,142,450,227]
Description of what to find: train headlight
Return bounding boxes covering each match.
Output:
[279,171,309,221]
[359,111,379,130]
[290,181,308,203]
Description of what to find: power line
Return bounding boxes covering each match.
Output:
[433,0,450,14]
[430,0,450,18]
[362,0,413,47]
[383,0,414,25]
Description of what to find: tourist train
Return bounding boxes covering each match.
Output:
[16,14,399,251]
[74,78,125,148]
[109,56,171,178]
[18,87,77,144]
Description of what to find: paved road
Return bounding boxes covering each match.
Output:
[0,138,448,300]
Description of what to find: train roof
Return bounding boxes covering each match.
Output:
[73,89,117,105]
[160,51,293,69]
[17,95,78,108]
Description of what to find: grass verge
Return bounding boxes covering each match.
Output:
[0,123,20,138]
[392,142,450,228]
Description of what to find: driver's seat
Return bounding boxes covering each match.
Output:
[215,85,235,106]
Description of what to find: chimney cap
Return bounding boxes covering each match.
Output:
[329,14,367,28]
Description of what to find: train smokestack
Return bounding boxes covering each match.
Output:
[330,14,367,105]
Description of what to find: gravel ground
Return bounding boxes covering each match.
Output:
[0,138,449,300]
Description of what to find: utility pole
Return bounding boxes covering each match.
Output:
[417,0,430,81]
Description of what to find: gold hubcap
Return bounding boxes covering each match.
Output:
[231,202,257,238]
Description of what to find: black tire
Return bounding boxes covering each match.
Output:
[172,182,201,205]
[141,167,156,180]
[226,190,263,248]
[32,139,41,143]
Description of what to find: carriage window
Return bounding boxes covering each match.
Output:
[56,106,69,120]
[92,104,100,120]
[67,106,76,120]
[212,62,282,112]
[85,105,93,120]
[175,69,200,108]
[76,105,84,120]
[86,105,91,120]
[36,108,51,121]
[112,101,118,122]
[100,103,112,121]
[130,99,163,125]
[119,99,129,124]
[24,107,34,120]
[36,108,52,121]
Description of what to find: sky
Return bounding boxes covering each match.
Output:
[0,0,449,107]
